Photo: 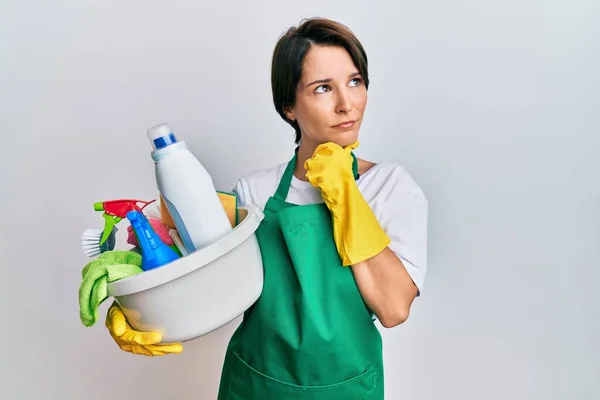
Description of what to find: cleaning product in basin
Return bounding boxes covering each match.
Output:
[147,123,232,253]
[92,198,157,246]
[126,217,174,247]
[126,218,182,257]
[127,210,180,271]
[81,226,118,258]
[160,191,239,229]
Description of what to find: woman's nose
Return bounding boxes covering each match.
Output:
[335,89,352,114]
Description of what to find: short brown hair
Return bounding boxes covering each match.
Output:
[271,18,370,144]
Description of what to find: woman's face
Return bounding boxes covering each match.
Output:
[285,45,367,148]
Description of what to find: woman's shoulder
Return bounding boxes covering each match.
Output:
[232,162,287,206]
[357,160,427,202]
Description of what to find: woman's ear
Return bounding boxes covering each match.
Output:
[284,107,296,122]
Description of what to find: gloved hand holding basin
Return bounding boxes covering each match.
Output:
[105,301,183,356]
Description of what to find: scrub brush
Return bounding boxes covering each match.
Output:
[81,226,118,258]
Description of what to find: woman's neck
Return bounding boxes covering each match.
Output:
[293,141,316,182]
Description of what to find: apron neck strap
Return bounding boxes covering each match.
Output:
[274,147,360,201]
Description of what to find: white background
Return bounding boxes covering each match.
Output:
[1,1,598,399]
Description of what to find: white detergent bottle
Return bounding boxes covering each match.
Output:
[147,123,232,254]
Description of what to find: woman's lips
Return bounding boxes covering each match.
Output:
[333,120,356,129]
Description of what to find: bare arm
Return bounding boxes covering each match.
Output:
[352,248,419,328]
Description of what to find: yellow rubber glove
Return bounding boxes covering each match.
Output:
[305,141,391,266]
[105,301,183,356]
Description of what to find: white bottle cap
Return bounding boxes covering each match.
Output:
[147,123,178,150]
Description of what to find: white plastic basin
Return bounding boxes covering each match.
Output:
[107,204,265,343]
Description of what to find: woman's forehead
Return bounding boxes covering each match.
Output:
[301,45,358,80]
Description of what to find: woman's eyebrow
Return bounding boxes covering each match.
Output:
[305,72,362,88]
[305,78,332,88]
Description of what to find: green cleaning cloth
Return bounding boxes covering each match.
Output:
[79,250,143,327]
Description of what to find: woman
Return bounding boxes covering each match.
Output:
[105,17,428,399]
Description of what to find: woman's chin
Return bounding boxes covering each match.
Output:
[303,131,359,148]
[331,132,359,147]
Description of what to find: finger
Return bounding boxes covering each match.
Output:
[344,140,359,151]
[122,343,183,356]
[322,144,340,155]
[304,158,317,172]
[305,155,326,170]
[305,176,321,188]
[148,343,184,355]
[129,330,163,346]
[122,344,154,357]
[304,158,311,169]
[107,305,127,337]
[313,142,329,155]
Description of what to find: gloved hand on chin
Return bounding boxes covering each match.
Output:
[105,302,183,356]
[304,140,391,266]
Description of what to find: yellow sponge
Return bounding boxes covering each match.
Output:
[160,192,238,229]
[159,196,176,229]
[217,191,239,227]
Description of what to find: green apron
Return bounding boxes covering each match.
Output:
[217,151,384,400]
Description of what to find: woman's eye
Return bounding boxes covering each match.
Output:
[350,78,362,87]
[315,85,331,93]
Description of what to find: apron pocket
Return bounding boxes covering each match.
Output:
[226,351,380,400]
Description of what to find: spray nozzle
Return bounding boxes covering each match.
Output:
[94,199,156,245]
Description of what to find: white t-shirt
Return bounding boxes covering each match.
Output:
[232,161,428,295]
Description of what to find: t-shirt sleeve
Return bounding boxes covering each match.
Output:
[377,168,429,296]
[231,165,283,209]
[232,179,248,208]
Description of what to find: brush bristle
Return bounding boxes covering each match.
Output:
[81,229,103,258]
[81,229,102,258]
[81,228,117,258]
